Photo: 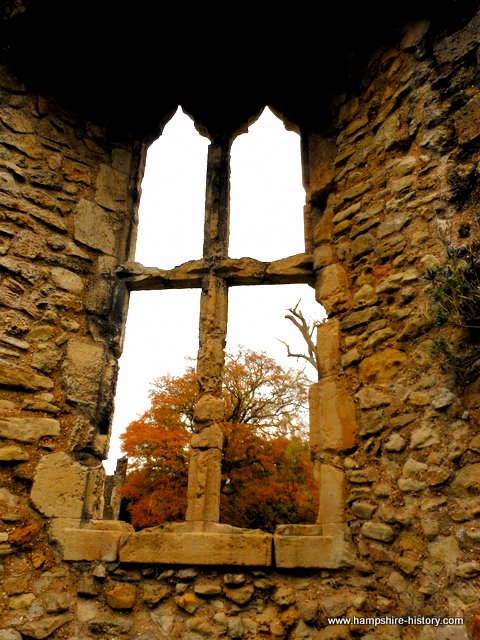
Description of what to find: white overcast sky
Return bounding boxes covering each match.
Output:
[105,107,326,472]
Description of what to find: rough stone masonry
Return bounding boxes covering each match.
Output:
[0,2,480,638]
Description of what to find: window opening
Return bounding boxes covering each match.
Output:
[229,107,304,261]
[115,105,319,532]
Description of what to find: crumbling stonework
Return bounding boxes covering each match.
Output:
[0,3,480,638]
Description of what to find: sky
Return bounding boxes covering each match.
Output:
[104,107,326,473]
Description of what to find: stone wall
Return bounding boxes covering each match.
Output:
[0,8,480,640]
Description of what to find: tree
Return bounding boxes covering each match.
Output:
[120,347,318,531]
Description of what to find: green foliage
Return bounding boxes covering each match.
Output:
[424,223,480,332]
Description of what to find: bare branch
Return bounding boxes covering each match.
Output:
[281,302,320,377]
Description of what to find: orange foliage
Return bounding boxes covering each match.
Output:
[120,348,318,531]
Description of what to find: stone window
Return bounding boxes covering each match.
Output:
[51,106,354,569]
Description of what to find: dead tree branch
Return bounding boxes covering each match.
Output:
[280,301,320,378]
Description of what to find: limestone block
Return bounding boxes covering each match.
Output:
[266,253,314,283]
[313,462,345,524]
[186,447,221,522]
[50,267,84,294]
[358,348,408,383]
[74,199,116,254]
[95,164,127,211]
[193,395,225,425]
[309,379,357,453]
[0,416,60,443]
[304,134,336,194]
[84,463,106,519]
[315,318,340,377]
[49,518,133,562]
[315,264,349,315]
[352,284,378,309]
[61,339,106,405]
[274,524,355,568]
[0,444,29,461]
[313,210,333,245]
[313,244,333,269]
[119,523,272,566]
[191,424,223,449]
[30,453,88,518]
[0,362,53,391]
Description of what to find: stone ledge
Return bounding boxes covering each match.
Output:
[49,518,134,562]
[119,522,273,566]
[274,524,356,569]
[49,520,355,568]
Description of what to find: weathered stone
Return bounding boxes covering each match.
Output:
[351,501,376,519]
[428,536,459,569]
[228,617,245,639]
[194,580,222,596]
[356,387,391,409]
[77,575,100,597]
[310,380,357,452]
[384,433,406,452]
[359,348,407,383]
[410,425,439,449]
[95,164,127,211]
[352,284,377,309]
[3,575,29,595]
[455,562,480,578]
[402,457,428,477]
[190,424,223,449]
[31,342,62,373]
[314,462,345,523]
[61,339,106,404]
[0,362,53,391]
[348,467,377,483]
[50,267,84,293]
[274,524,355,569]
[119,523,272,566]
[351,233,375,260]
[143,583,170,607]
[193,394,225,424]
[0,108,33,133]
[89,616,133,634]
[30,452,88,518]
[360,521,395,542]
[0,444,29,461]
[74,199,116,254]
[398,478,427,492]
[9,592,35,609]
[187,616,215,635]
[186,447,222,522]
[0,416,60,443]
[431,387,457,410]
[341,347,361,368]
[224,585,254,605]
[106,583,136,609]
[17,613,74,639]
[454,94,480,145]
[340,306,381,331]
[0,630,22,640]
[315,264,349,314]
[43,592,70,613]
[316,318,340,377]
[8,522,42,545]
[175,591,202,613]
[450,464,480,497]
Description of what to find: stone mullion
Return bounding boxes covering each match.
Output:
[185,134,232,524]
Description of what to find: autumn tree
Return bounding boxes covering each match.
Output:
[120,347,318,531]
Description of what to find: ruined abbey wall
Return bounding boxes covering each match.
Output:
[0,9,479,639]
